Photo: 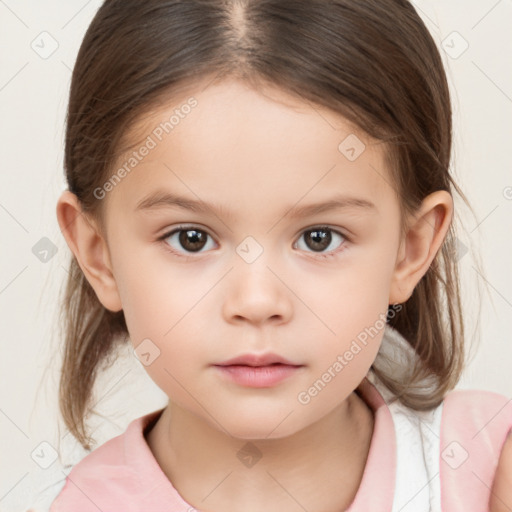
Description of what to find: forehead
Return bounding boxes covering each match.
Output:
[105,79,396,220]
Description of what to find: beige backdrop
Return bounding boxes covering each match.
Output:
[1,0,511,509]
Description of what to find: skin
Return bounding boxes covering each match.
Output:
[56,78,455,511]
[490,431,512,511]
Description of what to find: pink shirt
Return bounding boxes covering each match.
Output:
[49,370,512,511]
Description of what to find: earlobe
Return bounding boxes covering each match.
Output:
[56,191,123,312]
[389,190,453,305]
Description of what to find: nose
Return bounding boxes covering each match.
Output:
[222,255,293,327]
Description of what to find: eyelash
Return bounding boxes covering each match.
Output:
[157,225,350,261]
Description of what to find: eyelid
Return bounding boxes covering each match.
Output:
[157,224,350,243]
[157,223,218,247]
[297,224,351,241]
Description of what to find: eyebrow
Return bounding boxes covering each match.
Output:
[135,191,377,218]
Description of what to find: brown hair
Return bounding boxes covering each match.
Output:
[57,0,484,450]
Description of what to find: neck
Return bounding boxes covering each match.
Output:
[146,391,374,512]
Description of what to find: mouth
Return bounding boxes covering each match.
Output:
[213,360,304,388]
[215,352,302,367]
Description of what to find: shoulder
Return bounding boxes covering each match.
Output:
[49,409,165,511]
[445,388,512,512]
[440,387,512,446]
[439,387,512,511]
[368,369,512,510]
[49,426,137,511]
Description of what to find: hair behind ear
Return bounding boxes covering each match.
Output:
[57,256,128,450]
[373,225,465,409]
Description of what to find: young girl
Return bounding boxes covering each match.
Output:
[27,0,512,510]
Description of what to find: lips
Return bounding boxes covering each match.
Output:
[215,352,301,367]
[212,353,304,387]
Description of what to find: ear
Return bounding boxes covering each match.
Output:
[56,190,123,313]
[389,190,453,304]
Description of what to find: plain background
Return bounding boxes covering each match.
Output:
[1,0,511,508]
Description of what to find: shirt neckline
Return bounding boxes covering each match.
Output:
[345,373,396,510]
[124,372,396,510]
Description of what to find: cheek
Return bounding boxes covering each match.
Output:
[114,244,204,337]
[296,253,394,339]
[114,261,215,389]
[294,256,393,392]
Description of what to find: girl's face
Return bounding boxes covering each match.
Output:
[102,79,403,438]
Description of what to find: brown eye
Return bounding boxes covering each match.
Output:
[305,228,331,251]
[295,226,346,256]
[161,226,215,255]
